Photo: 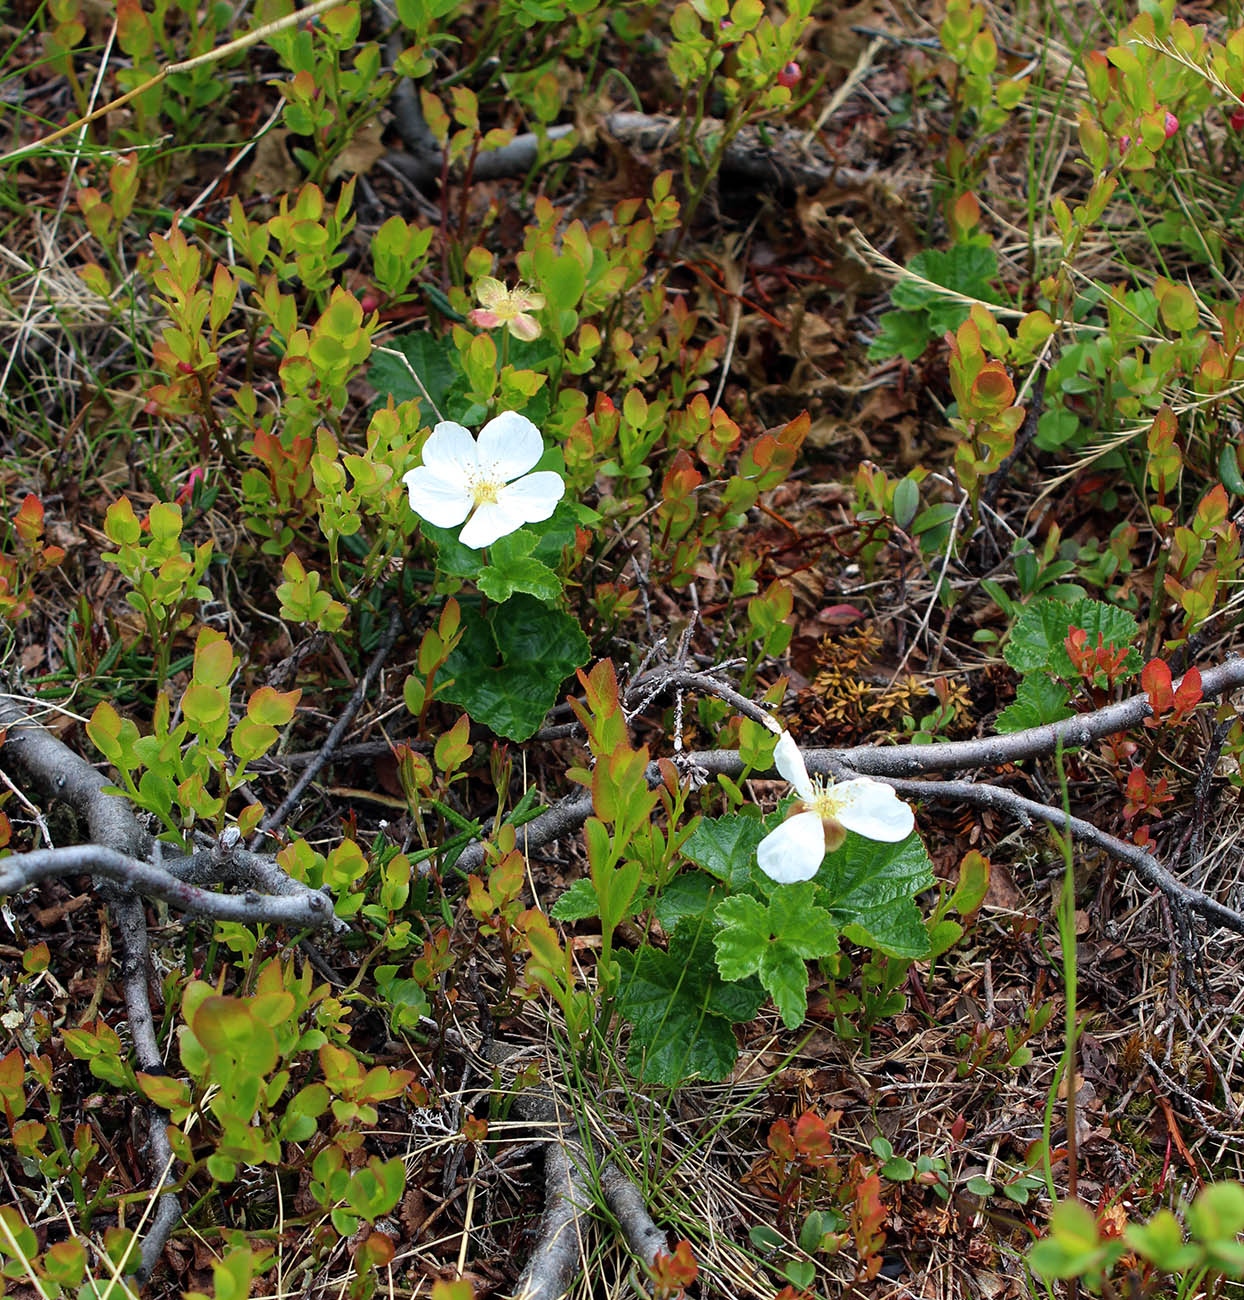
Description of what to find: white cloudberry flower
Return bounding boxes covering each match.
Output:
[403,412,565,550]
[756,731,915,884]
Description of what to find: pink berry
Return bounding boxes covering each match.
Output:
[1164,110,1179,138]
[777,61,801,89]
[1232,108,1244,132]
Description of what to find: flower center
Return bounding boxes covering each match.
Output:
[468,471,502,506]
[805,779,843,822]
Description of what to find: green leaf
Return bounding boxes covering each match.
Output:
[439,595,589,741]
[1028,1200,1108,1279]
[1004,596,1140,679]
[713,885,838,1029]
[893,245,1001,310]
[680,812,766,891]
[615,923,765,1086]
[477,555,561,604]
[995,673,1073,733]
[1124,1209,1199,1272]
[367,331,459,425]
[652,872,720,932]
[818,833,935,958]
[868,309,936,361]
[192,997,278,1077]
[749,1224,784,1252]
[1188,1180,1244,1247]
[1004,599,1078,674]
[550,877,601,921]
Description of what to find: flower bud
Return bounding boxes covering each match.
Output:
[1164,110,1179,138]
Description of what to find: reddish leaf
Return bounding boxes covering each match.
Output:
[1142,658,1174,722]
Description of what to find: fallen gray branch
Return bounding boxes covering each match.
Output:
[0,845,337,927]
[825,657,1244,778]
[484,1044,668,1300]
[165,838,348,934]
[0,697,149,858]
[0,693,344,1281]
[443,657,1244,935]
[114,895,181,1284]
[454,788,593,876]
[872,775,1244,937]
[515,1143,582,1300]
[387,58,878,194]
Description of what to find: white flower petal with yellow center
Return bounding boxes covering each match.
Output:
[403,412,565,550]
[756,731,915,884]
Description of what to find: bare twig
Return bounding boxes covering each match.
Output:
[870,774,1244,936]
[626,667,781,736]
[1188,717,1232,867]
[386,96,881,193]
[254,607,402,844]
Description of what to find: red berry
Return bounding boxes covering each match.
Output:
[777,61,801,89]
[1231,108,1244,132]
[360,293,380,314]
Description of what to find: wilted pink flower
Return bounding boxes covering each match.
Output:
[175,466,206,507]
[1164,110,1179,138]
[468,278,545,341]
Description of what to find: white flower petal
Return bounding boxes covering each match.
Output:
[403,467,472,528]
[756,811,827,884]
[831,778,914,842]
[477,411,544,481]
[458,501,525,550]
[496,471,565,525]
[421,422,478,486]
[773,731,815,802]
